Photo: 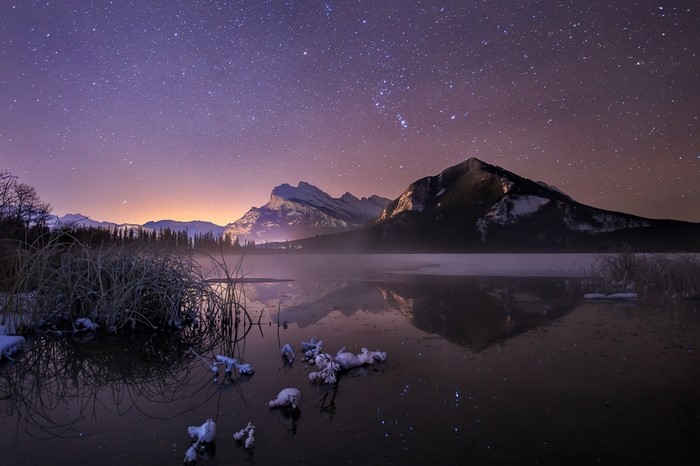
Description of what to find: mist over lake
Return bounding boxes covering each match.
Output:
[202,252,604,280]
[1,254,698,465]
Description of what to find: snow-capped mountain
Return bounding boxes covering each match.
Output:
[292,158,700,252]
[50,214,224,238]
[223,182,390,244]
[377,157,652,240]
[49,213,140,231]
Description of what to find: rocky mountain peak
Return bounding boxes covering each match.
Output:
[225,182,390,244]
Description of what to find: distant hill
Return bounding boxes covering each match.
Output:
[50,214,225,239]
[223,182,390,244]
[290,158,700,252]
[49,213,140,231]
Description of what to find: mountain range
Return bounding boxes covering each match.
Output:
[50,214,226,238]
[51,183,390,243]
[53,158,700,252]
[222,182,390,244]
[291,158,700,252]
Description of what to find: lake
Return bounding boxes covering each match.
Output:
[1,254,698,465]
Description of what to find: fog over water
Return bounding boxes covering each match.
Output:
[203,253,604,281]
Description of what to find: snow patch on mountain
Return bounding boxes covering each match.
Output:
[485,195,550,225]
[379,179,430,220]
[49,213,117,229]
[50,213,145,232]
[500,179,513,194]
[476,195,550,241]
[563,208,650,233]
[48,214,225,239]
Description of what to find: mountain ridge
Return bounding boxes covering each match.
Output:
[223,182,391,243]
[49,158,699,251]
[49,214,226,239]
[289,158,700,252]
[51,182,391,244]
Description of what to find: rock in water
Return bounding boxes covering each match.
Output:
[268,388,301,409]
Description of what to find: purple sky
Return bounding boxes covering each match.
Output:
[2,1,698,225]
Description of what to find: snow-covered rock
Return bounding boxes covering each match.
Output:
[187,419,216,443]
[268,387,301,409]
[75,317,97,331]
[334,350,362,370]
[183,419,216,463]
[233,422,255,449]
[281,343,295,364]
[0,335,25,359]
[183,444,198,463]
[237,363,254,375]
[309,353,340,384]
[301,337,323,362]
[215,354,237,374]
[334,347,387,371]
[357,347,387,365]
[304,343,388,384]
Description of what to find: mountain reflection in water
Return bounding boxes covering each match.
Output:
[1,272,698,466]
[246,276,580,352]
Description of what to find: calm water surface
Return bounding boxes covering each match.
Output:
[1,255,698,465]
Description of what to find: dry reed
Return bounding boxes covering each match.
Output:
[589,251,699,300]
[0,233,214,333]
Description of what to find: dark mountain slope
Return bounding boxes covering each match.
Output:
[290,158,700,252]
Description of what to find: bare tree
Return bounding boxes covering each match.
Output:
[0,170,17,215]
[0,170,52,239]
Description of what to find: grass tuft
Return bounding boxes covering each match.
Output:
[588,251,699,301]
[0,233,213,334]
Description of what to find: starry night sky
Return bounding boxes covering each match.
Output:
[1,1,699,225]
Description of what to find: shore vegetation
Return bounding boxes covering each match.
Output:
[588,249,699,301]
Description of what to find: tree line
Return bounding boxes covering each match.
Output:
[54,224,247,253]
[0,169,249,253]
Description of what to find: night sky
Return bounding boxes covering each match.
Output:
[1,1,698,225]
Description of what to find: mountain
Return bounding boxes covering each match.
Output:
[291,158,700,252]
[49,213,136,230]
[51,214,224,239]
[223,182,391,244]
[50,213,108,229]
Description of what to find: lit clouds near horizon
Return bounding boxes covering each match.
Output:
[1,1,699,225]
